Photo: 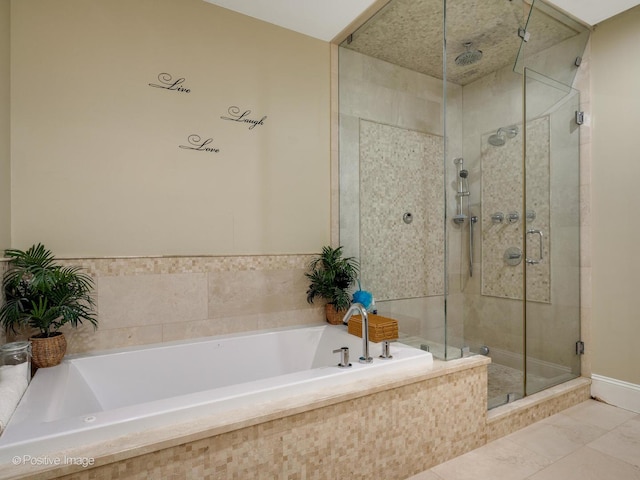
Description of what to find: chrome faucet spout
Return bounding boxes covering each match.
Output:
[342,303,373,363]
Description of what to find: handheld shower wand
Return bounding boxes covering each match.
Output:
[453,158,469,224]
[452,158,476,277]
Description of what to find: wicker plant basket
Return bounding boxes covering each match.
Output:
[30,332,67,369]
[325,304,346,325]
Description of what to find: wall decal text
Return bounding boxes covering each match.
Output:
[149,73,191,93]
[221,106,267,130]
[179,135,220,153]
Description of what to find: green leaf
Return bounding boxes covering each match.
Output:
[305,246,359,310]
[1,243,98,337]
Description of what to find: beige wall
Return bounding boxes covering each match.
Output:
[9,0,330,257]
[591,6,640,385]
[0,0,9,251]
[0,0,331,353]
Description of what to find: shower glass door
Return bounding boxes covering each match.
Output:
[524,68,581,395]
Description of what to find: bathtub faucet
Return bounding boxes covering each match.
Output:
[342,303,373,364]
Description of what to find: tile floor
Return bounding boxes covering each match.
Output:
[408,400,640,480]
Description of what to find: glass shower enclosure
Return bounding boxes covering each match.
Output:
[338,0,589,409]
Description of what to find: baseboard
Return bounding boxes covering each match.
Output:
[591,374,640,413]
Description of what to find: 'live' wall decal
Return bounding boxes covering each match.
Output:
[221,106,267,130]
[149,73,191,93]
[179,135,220,153]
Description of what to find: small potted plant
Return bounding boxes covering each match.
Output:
[0,243,98,368]
[305,246,359,324]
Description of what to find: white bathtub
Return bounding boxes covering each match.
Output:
[0,324,432,462]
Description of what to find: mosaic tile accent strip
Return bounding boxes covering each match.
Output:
[359,120,445,301]
[481,116,550,303]
[55,254,316,277]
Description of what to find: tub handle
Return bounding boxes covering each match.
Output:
[333,347,352,368]
[379,340,394,359]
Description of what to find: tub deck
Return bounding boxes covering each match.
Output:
[0,324,433,467]
[0,324,590,480]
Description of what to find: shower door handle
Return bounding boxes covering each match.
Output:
[526,229,544,265]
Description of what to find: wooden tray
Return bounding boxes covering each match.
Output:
[348,314,398,343]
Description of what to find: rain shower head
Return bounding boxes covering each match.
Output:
[455,42,483,66]
[488,126,519,147]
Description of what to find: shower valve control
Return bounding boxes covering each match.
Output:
[504,247,523,266]
[491,212,504,224]
[526,210,537,222]
[507,211,520,224]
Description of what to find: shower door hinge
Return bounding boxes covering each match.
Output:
[518,28,530,42]
[576,341,585,355]
[575,111,585,126]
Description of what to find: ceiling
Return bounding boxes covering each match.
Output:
[201,0,379,41]
[342,0,584,85]
[203,0,640,41]
[545,0,640,25]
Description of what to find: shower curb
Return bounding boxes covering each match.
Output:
[485,376,592,442]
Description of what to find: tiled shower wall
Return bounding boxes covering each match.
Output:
[339,48,463,347]
[359,120,444,301]
[3,255,323,354]
[481,116,551,303]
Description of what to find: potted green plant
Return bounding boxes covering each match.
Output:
[0,243,97,368]
[305,246,359,324]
